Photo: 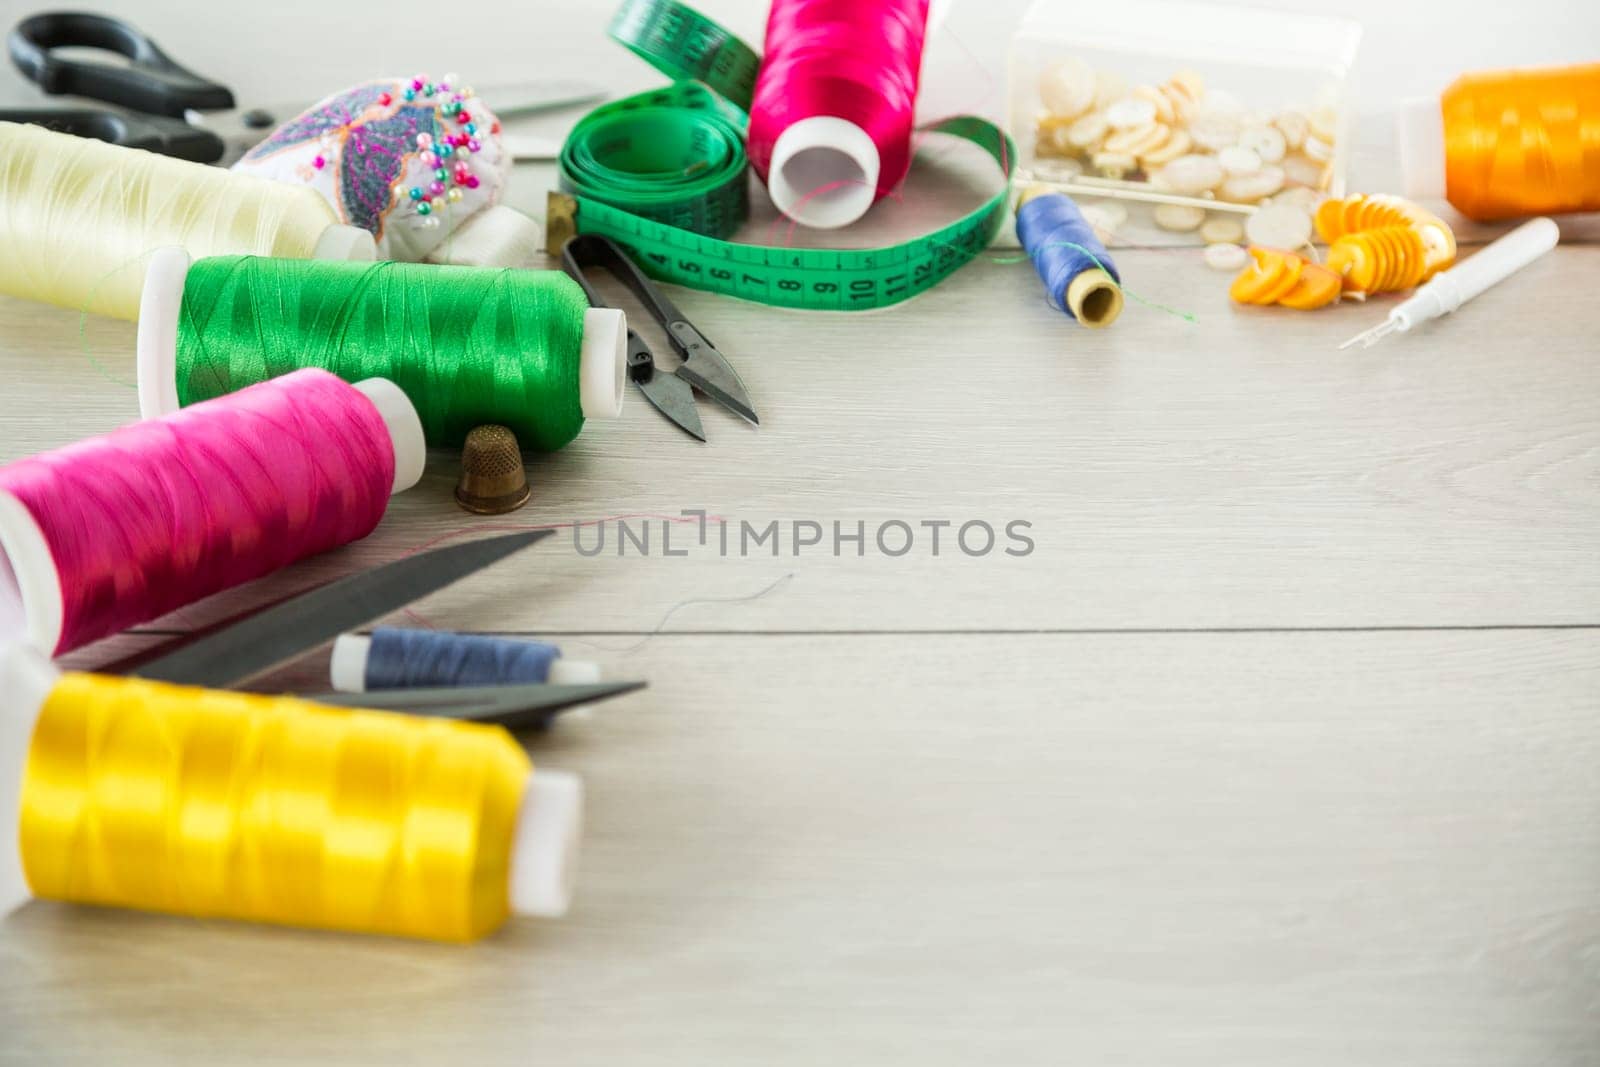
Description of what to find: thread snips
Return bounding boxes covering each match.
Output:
[560,234,758,442]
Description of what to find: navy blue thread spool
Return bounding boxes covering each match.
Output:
[1015,185,1124,328]
[330,628,599,691]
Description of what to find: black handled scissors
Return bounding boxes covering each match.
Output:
[4,10,236,161]
[104,530,646,731]
[4,10,608,164]
[562,234,759,442]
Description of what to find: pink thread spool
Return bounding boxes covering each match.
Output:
[747,0,932,229]
[0,369,425,656]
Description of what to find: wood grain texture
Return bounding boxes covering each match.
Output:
[3,237,1595,636]
[1,0,1598,1062]
[3,632,1599,1066]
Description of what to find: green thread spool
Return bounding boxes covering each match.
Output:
[134,249,627,449]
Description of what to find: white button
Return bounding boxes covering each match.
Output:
[1303,135,1335,163]
[1204,242,1249,271]
[1105,98,1158,130]
[1200,216,1245,244]
[1154,203,1207,232]
[1219,165,1286,203]
[1271,186,1321,212]
[1245,202,1313,249]
[1040,58,1097,120]
[1273,111,1309,151]
[1217,146,1263,175]
[1103,121,1168,158]
[1065,111,1109,150]
[1131,85,1175,125]
[1309,106,1339,145]
[1188,115,1240,152]
[1240,125,1287,163]
[1140,128,1192,167]
[1090,150,1137,178]
[1281,154,1325,188]
[1155,153,1225,196]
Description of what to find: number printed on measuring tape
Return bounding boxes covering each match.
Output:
[561,0,1017,311]
[571,186,1009,310]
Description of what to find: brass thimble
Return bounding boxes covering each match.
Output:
[455,425,530,514]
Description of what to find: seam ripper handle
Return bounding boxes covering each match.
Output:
[1395,217,1560,329]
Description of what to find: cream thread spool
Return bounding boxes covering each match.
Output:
[0,121,373,320]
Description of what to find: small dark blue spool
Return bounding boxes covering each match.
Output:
[365,627,562,689]
[1015,189,1124,327]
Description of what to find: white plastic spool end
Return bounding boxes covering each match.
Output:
[1397,96,1447,202]
[135,245,191,419]
[547,659,601,685]
[0,642,60,914]
[580,307,627,419]
[766,116,881,230]
[329,634,596,691]
[351,379,426,494]
[425,205,543,268]
[0,491,63,655]
[313,223,377,262]
[509,768,583,918]
[328,633,372,692]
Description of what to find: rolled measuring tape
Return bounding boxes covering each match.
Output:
[550,0,1015,311]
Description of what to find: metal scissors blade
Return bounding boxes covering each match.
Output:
[303,680,647,731]
[131,530,552,688]
[629,331,706,442]
[560,234,758,441]
[669,321,759,426]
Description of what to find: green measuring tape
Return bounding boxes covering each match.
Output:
[550,0,1016,311]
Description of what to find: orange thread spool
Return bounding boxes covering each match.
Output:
[1439,63,1600,221]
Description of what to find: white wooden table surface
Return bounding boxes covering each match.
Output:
[1,1,1598,1063]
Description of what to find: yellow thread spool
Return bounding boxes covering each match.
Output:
[0,645,580,942]
[0,122,374,321]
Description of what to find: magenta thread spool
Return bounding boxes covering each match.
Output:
[0,369,424,655]
[747,0,932,229]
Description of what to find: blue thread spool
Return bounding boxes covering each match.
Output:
[330,628,599,691]
[1015,186,1124,327]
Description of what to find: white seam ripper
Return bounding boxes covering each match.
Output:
[1339,217,1560,350]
